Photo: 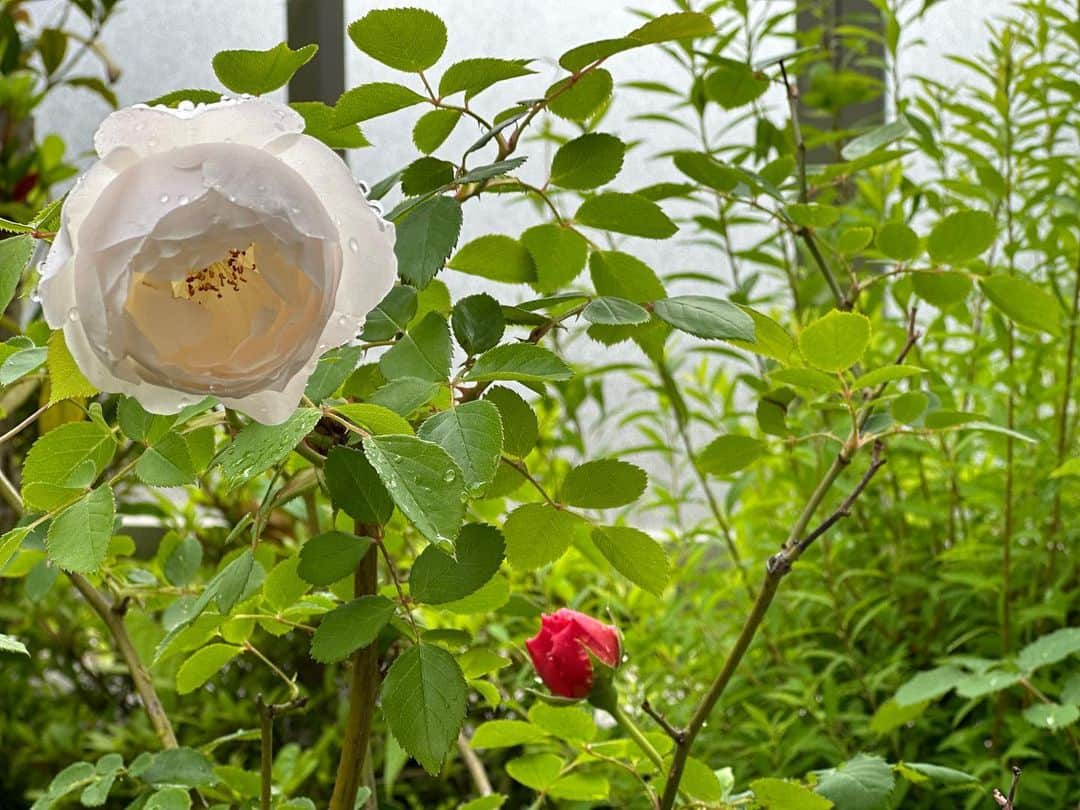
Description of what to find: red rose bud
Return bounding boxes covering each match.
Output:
[526,609,621,699]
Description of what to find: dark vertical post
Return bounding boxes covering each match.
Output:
[286,0,345,105]
[796,0,886,160]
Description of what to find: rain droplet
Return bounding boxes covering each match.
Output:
[178,195,190,205]
[147,137,159,148]
[66,308,79,322]
[159,194,170,204]
[177,100,195,111]
[443,469,456,483]
[290,206,301,215]
[337,315,350,327]
[348,238,360,253]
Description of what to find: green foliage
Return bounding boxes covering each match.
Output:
[4,2,1079,809]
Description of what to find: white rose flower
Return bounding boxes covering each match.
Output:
[38,96,396,424]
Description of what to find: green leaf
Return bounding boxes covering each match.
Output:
[298,531,373,586]
[550,133,625,190]
[799,311,871,371]
[699,434,766,476]
[704,60,769,109]
[484,387,537,457]
[836,226,874,254]
[900,763,978,784]
[311,596,395,663]
[334,82,425,125]
[176,643,242,694]
[521,224,588,293]
[876,222,920,261]
[547,69,613,121]
[348,7,447,71]
[772,367,842,394]
[753,778,833,810]
[333,403,414,436]
[144,788,192,810]
[528,703,597,742]
[380,312,451,382]
[592,525,668,595]
[506,753,563,791]
[1018,627,1080,673]
[954,669,1021,698]
[471,720,548,749]
[1023,702,1079,730]
[369,377,440,415]
[46,486,114,573]
[145,88,221,107]
[814,754,895,810]
[0,234,34,313]
[324,446,394,525]
[22,419,117,512]
[0,345,46,384]
[852,365,925,389]
[0,633,28,656]
[460,797,507,810]
[891,392,928,424]
[561,459,646,508]
[652,295,755,340]
[575,193,677,239]
[549,772,610,801]
[979,275,1063,336]
[381,644,467,774]
[452,293,505,355]
[583,296,650,325]
[412,109,460,154]
[869,698,927,735]
[788,203,841,228]
[629,11,715,42]
[212,42,317,94]
[141,748,218,788]
[215,408,321,489]
[363,434,465,541]
[44,331,95,404]
[673,151,740,192]
[912,271,972,307]
[466,344,572,384]
[305,345,364,403]
[164,536,203,587]
[895,665,964,706]
[394,196,463,288]
[410,523,505,604]
[503,503,584,569]
[418,401,503,493]
[439,58,534,99]
[136,433,196,487]
[841,118,911,160]
[291,101,369,149]
[927,210,996,264]
[448,235,536,284]
[729,307,798,364]
[401,157,455,196]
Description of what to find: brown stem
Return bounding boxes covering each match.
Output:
[658,443,887,810]
[258,695,273,810]
[328,534,381,810]
[457,732,493,797]
[68,573,178,749]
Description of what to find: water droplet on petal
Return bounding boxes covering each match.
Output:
[147,136,159,148]
[178,195,190,205]
[348,238,360,253]
[178,100,195,111]
[159,194,169,204]
[67,308,79,322]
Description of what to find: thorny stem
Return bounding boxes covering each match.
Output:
[779,60,845,308]
[329,534,381,810]
[658,441,887,810]
[257,695,307,810]
[68,573,179,749]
